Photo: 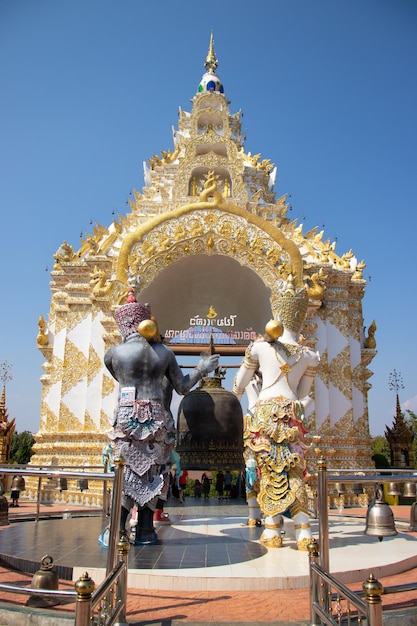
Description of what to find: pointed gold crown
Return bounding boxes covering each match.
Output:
[276,274,309,334]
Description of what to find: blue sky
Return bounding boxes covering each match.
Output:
[1,0,416,437]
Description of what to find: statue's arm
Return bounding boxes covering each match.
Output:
[166,350,219,395]
[296,352,319,400]
[233,343,259,399]
[104,348,117,381]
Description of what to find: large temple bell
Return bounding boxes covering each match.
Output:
[177,371,244,471]
[365,484,397,541]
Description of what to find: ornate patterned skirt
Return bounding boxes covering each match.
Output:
[109,400,176,509]
[243,396,309,518]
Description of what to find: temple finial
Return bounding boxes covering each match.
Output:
[204,31,218,74]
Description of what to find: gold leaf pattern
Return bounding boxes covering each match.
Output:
[100,410,112,432]
[328,345,352,400]
[67,305,90,332]
[62,340,88,395]
[102,374,116,398]
[84,410,96,432]
[58,402,83,433]
[87,343,102,385]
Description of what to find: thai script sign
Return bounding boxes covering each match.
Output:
[164,307,257,345]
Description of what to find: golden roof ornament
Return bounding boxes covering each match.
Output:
[204,31,218,73]
[198,33,224,94]
[364,320,377,349]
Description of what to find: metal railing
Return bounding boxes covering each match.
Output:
[309,459,417,626]
[0,459,129,625]
[0,463,113,523]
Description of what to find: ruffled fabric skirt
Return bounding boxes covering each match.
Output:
[109,400,176,509]
[243,396,309,517]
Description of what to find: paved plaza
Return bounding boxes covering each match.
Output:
[0,498,416,624]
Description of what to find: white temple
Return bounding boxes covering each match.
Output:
[30,35,376,503]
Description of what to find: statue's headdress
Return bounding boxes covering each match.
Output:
[276,274,309,334]
[114,288,150,339]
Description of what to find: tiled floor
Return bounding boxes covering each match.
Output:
[1,498,417,593]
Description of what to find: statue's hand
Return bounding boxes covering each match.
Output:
[197,354,220,375]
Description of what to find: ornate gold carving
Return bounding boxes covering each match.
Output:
[66,304,90,332]
[36,315,49,346]
[42,405,59,433]
[364,320,376,349]
[100,409,112,432]
[90,266,111,297]
[102,373,116,398]
[84,410,96,432]
[305,269,326,301]
[328,345,353,401]
[317,349,329,387]
[47,355,64,386]
[148,146,180,169]
[199,171,223,204]
[59,402,84,432]
[353,260,366,280]
[61,340,88,395]
[116,203,303,289]
[87,344,102,385]
[53,241,74,268]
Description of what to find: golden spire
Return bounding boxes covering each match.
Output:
[0,386,6,422]
[204,31,218,73]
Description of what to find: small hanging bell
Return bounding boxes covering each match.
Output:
[10,476,25,492]
[403,482,416,499]
[334,482,345,495]
[26,555,59,607]
[353,483,363,495]
[365,485,397,541]
[77,478,89,491]
[409,502,417,531]
[58,477,68,492]
[0,494,8,526]
[387,482,402,497]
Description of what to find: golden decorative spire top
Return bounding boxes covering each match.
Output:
[198,33,224,95]
[204,31,218,73]
[0,386,6,422]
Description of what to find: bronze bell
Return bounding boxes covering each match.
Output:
[409,501,417,531]
[26,555,59,607]
[334,482,345,495]
[177,373,244,470]
[387,482,402,497]
[10,475,25,492]
[0,494,9,526]
[365,485,397,541]
[77,478,89,491]
[403,481,417,499]
[353,483,363,495]
[58,477,68,492]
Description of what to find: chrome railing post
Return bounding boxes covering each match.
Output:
[363,574,383,626]
[115,533,130,626]
[317,458,330,613]
[102,459,109,524]
[74,572,95,626]
[317,457,329,572]
[106,456,125,575]
[35,475,42,522]
[308,539,320,625]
